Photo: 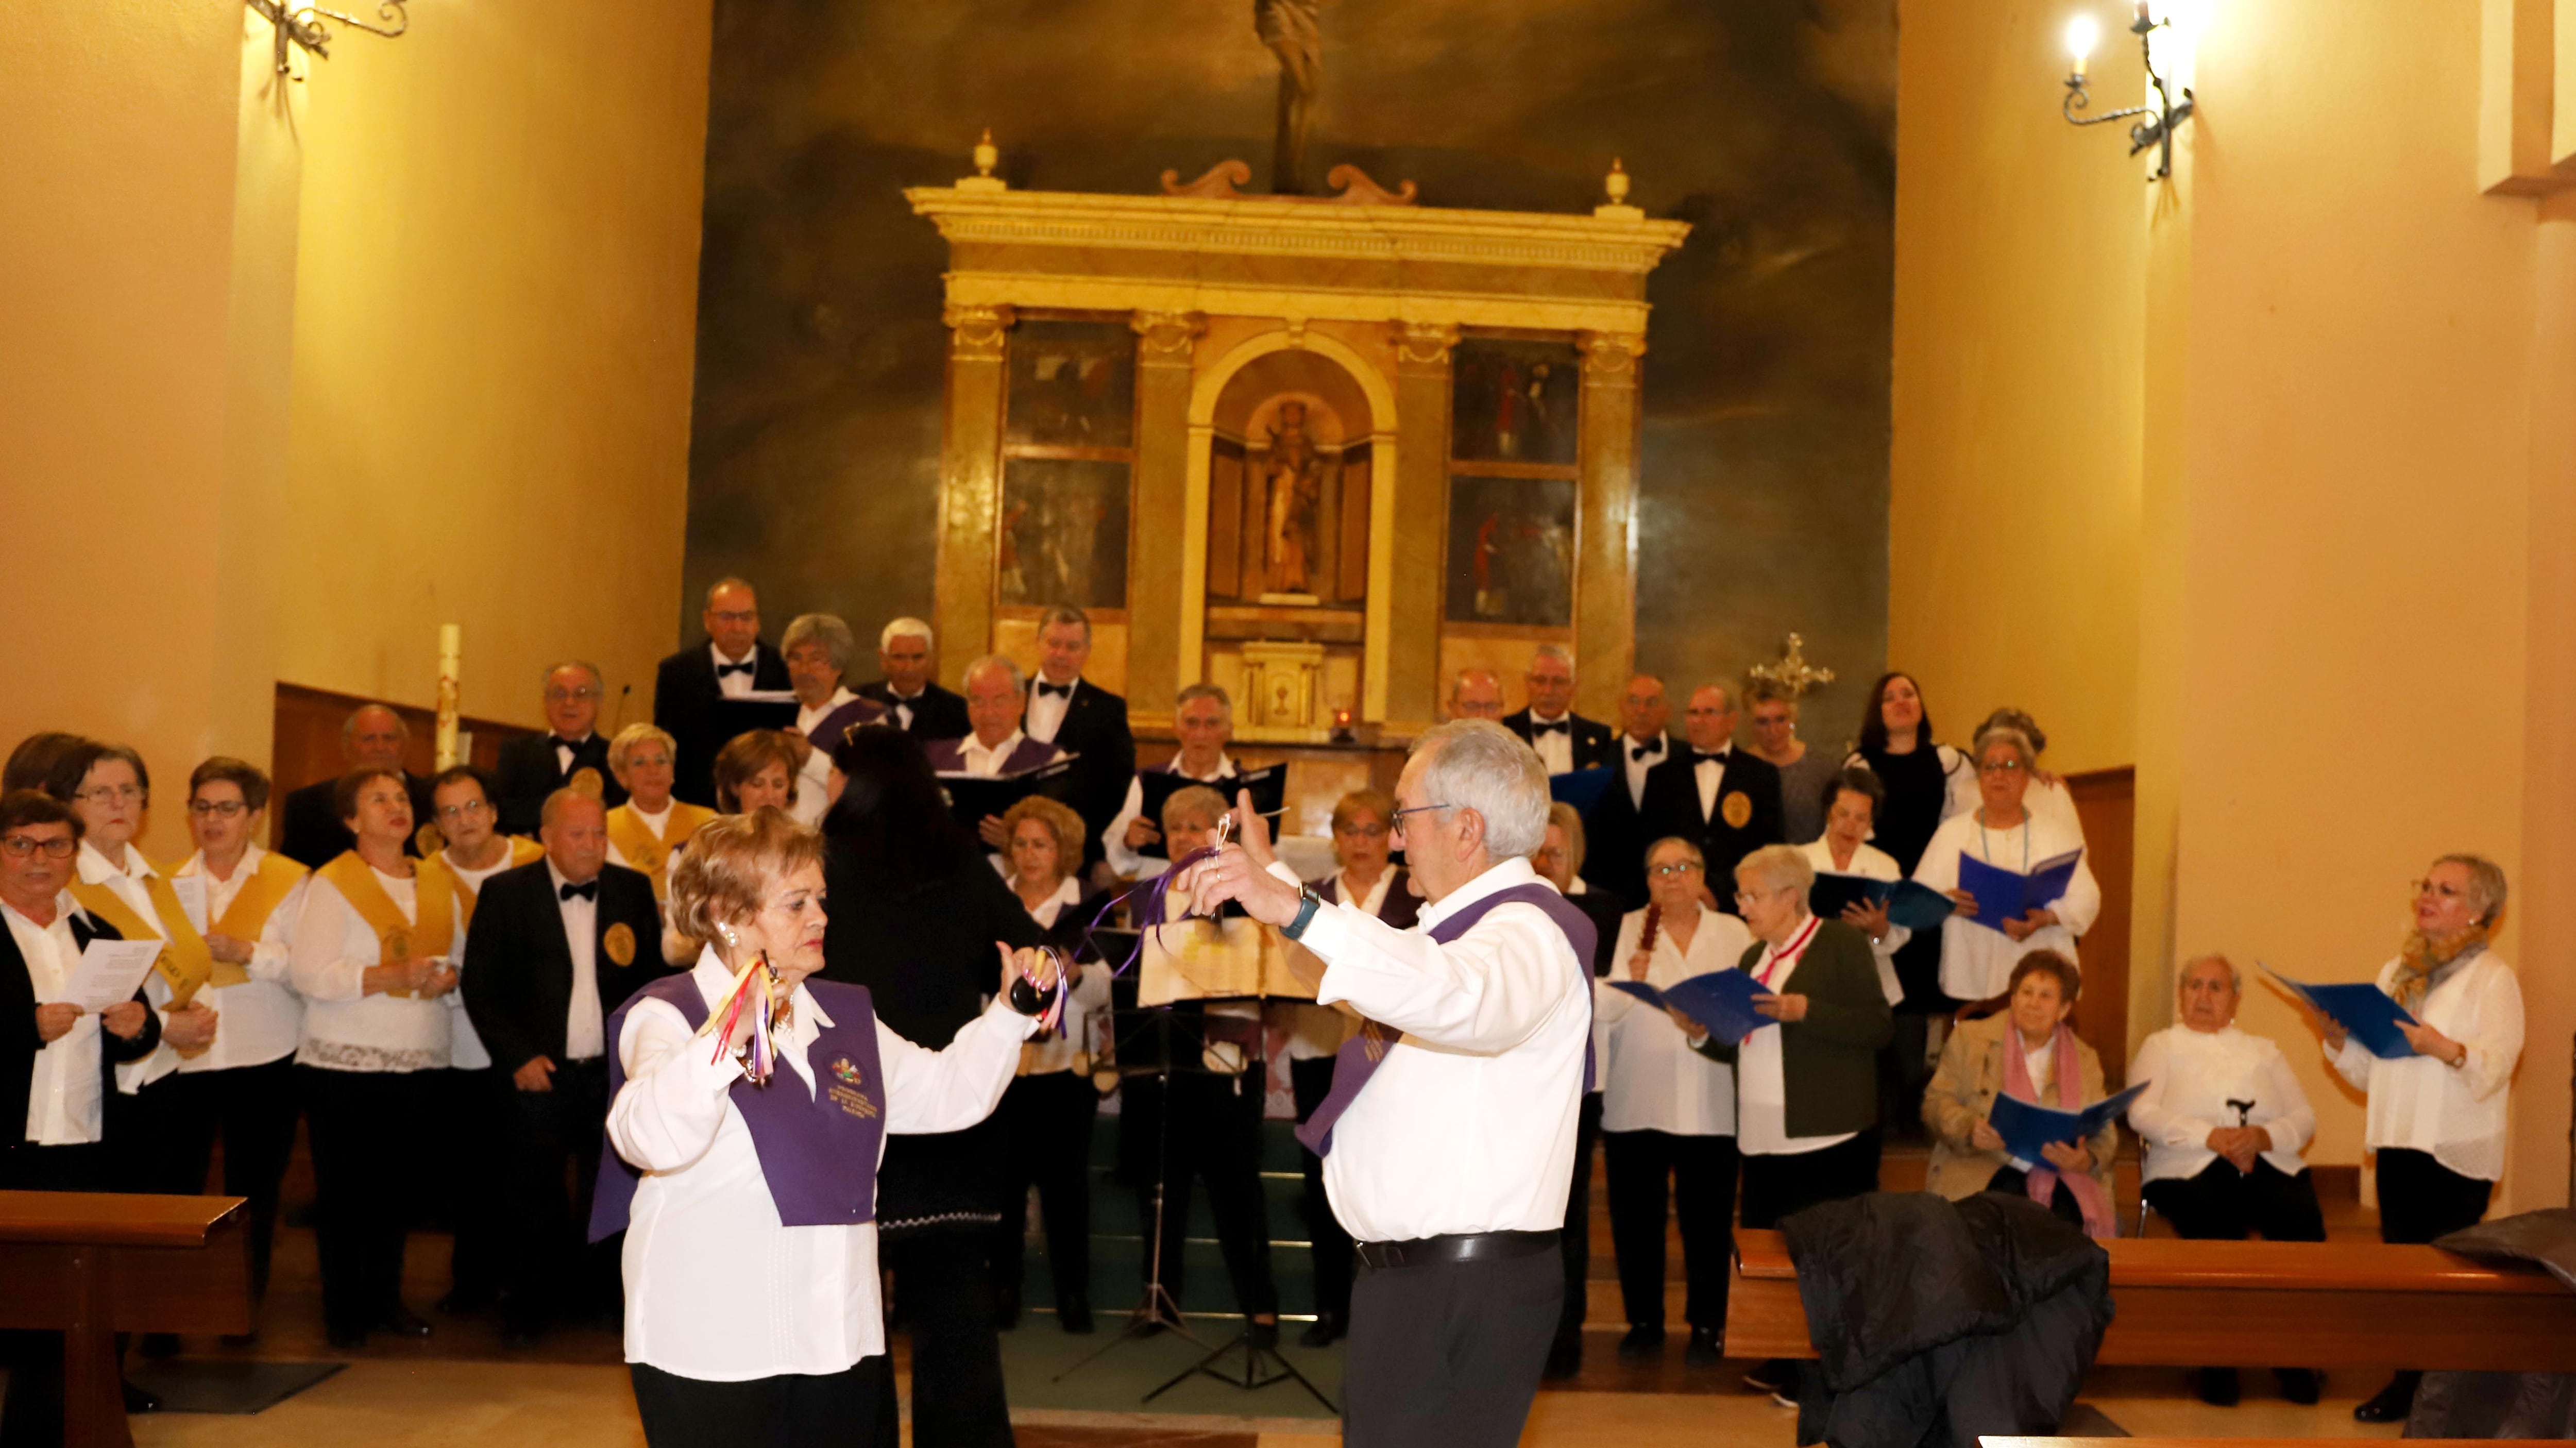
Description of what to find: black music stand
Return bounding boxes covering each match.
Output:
[1052,1001,1211,1379]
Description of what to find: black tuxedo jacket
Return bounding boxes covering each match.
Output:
[0,911,161,1146]
[857,679,971,742]
[1028,678,1136,868]
[277,771,434,868]
[460,860,665,1074]
[1634,747,1786,914]
[494,733,627,837]
[1503,709,1618,772]
[653,639,790,806]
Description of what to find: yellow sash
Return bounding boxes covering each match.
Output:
[318,852,455,998]
[423,837,546,929]
[210,851,309,946]
[67,863,218,1006]
[606,802,715,902]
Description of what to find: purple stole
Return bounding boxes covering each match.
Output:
[587,973,889,1242]
[923,735,1063,775]
[806,696,890,754]
[1294,881,1597,1157]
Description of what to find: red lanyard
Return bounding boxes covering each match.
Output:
[1755,915,1821,990]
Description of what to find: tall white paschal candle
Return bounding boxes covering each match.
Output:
[435,624,462,770]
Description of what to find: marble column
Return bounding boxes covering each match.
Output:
[1388,321,1460,729]
[930,302,1014,687]
[1128,309,1207,714]
[1574,330,1646,722]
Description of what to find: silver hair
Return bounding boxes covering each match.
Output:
[880,616,934,651]
[781,614,857,674]
[704,576,756,608]
[1408,719,1550,859]
[1973,726,2037,771]
[961,653,1025,694]
[2180,953,2244,992]
[1735,843,1816,898]
[2431,852,2510,926]
[1529,644,1573,670]
[341,704,410,747]
[542,660,604,692]
[1176,682,1232,718]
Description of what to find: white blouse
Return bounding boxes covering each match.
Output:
[1595,905,1752,1136]
[2327,950,2523,1181]
[1012,876,1111,1076]
[4,896,103,1144]
[2127,1022,2317,1183]
[76,842,181,1094]
[1798,837,1910,1007]
[610,949,1033,1380]
[289,867,459,1073]
[1912,809,2099,1004]
[790,688,857,827]
[171,847,308,1073]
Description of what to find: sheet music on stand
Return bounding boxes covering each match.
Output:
[1134,885,1318,1005]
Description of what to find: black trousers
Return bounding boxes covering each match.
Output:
[1120,1066,1279,1316]
[1344,1236,1560,1448]
[499,1056,613,1333]
[631,1359,878,1448]
[1555,1092,1603,1343]
[2376,1147,2494,1245]
[0,1142,116,1448]
[1291,1055,1355,1322]
[439,1065,509,1306]
[1603,1128,1736,1331]
[1985,1164,2086,1229]
[159,1057,301,1302]
[102,1074,182,1196]
[300,1066,439,1337]
[877,1231,1013,1448]
[2144,1158,2326,1243]
[1739,1129,1882,1231]
[992,1069,1098,1310]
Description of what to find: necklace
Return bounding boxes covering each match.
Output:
[1976,809,2030,870]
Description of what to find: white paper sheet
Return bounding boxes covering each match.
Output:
[168,874,209,934]
[62,940,161,1013]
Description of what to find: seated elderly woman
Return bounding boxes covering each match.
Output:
[1911,726,2099,1006]
[2128,953,2324,1407]
[592,808,1059,1444]
[602,724,715,905]
[711,730,807,817]
[1922,949,2118,1237]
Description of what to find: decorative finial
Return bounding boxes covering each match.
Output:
[958,128,1007,192]
[1593,157,1642,220]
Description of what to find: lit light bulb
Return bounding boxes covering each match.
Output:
[2065,13,2099,76]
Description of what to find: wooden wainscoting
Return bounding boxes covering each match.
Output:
[269,684,538,849]
[2066,765,2136,1085]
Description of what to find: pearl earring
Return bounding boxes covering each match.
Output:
[719,924,739,948]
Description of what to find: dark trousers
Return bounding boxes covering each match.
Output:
[1739,1129,1882,1231]
[499,1056,613,1333]
[1603,1128,1736,1331]
[1291,1056,1355,1323]
[2376,1147,2494,1245]
[1985,1164,2085,1229]
[2144,1158,2326,1243]
[1555,1092,1603,1343]
[102,1074,181,1196]
[160,1058,301,1302]
[1120,1066,1280,1316]
[631,1359,878,1448]
[440,1066,509,1306]
[1344,1236,1560,1448]
[300,1066,439,1337]
[878,1232,1013,1448]
[992,1069,1097,1310]
[0,1143,115,1448]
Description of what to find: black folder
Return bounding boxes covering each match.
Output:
[1133,764,1288,859]
[937,756,1078,835]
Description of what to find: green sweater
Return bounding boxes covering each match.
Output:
[1693,918,1893,1140]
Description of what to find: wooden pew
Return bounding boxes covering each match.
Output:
[0,1191,252,1448]
[1729,1227,2576,1370]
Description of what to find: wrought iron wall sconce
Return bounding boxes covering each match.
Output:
[2062,2,2195,181]
[246,1,410,78]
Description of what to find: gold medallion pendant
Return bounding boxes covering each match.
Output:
[1721,791,1753,830]
[603,921,637,968]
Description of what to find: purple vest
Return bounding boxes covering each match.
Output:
[1294,881,1597,1157]
[806,696,891,753]
[587,973,888,1242]
[923,735,1062,775]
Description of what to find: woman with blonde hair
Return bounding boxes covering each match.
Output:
[604,725,715,905]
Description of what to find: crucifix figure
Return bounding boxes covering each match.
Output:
[1255,0,1321,194]
[1747,633,1838,699]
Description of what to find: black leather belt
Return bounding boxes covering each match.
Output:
[1352,1229,1558,1272]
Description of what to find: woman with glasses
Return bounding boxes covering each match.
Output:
[1910,728,2099,1006]
[1596,835,1751,1368]
[2312,854,2524,1425]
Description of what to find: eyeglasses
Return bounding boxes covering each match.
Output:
[2411,879,2465,899]
[187,799,248,818]
[1651,861,1704,879]
[436,798,490,822]
[708,610,757,625]
[0,836,77,860]
[544,686,601,703]
[76,784,143,805]
[1390,803,1455,824]
[1334,823,1389,840]
[1977,760,2027,776]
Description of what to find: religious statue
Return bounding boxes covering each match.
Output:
[1255,0,1321,194]
[1263,400,1323,595]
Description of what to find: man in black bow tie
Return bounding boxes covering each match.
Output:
[1579,675,1672,901]
[652,577,790,806]
[461,789,665,1346]
[856,616,970,739]
[496,662,628,835]
[1017,605,1133,872]
[1632,683,1784,914]
[1502,645,1615,774]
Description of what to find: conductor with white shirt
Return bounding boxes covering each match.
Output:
[1185,719,1594,1447]
[588,809,1057,1444]
[1104,682,1241,881]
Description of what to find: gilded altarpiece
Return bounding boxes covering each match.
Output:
[908,171,1687,740]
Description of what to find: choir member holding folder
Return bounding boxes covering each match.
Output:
[1798,767,1911,1007]
[1104,683,1243,880]
[2309,853,2524,1425]
[1597,836,1750,1368]
[1911,727,2098,1005]
[1922,950,2117,1234]
[925,655,1069,852]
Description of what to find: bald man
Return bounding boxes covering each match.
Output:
[276,704,435,867]
[652,577,791,805]
[1448,669,1506,722]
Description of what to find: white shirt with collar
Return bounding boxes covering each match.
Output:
[1024,676,1080,744]
[1276,867,1395,1064]
[171,846,308,1073]
[1620,732,1668,807]
[1797,838,1911,1007]
[606,800,683,879]
[1526,713,1575,776]
[546,862,607,1063]
[882,687,926,731]
[2326,949,2523,1181]
[78,841,181,1092]
[956,730,1031,779]
[1735,914,1856,1157]
[552,733,600,777]
[608,947,1037,1380]
[1103,754,1238,880]
[791,689,858,827]
[1690,744,1737,822]
[1272,854,1592,1243]
[1597,905,1751,1136]
[2128,1021,2316,1184]
[4,893,104,1145]
[710,643,759,698]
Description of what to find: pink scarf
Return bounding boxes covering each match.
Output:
[1999,1023,2117,1239]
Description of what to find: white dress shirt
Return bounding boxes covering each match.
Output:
[78,842,181,1092]
[1104,756,1238,880]
[955,730,1031,778]
[711,643,757,699]
[290,867,456,1073]
[1277,855,1591,1243]
[442,844,525,1071]
[791,689,857,827]
[2327,950,2523,1181]
[5,895,103,1145]
[1735,915,1859,1157]
[1621,732,1668,807]
[1797,838,1911,1007]
[1911,808,2100,1003]
[1692,747,1738,821]
[1526,713,1575,776]
[1597,905,1751,1136]
[1277,868,1392,1063]
[553,733,599,776]
[610,948,1035,1379]
[548,863,607,1062]
[2128,1022,2316,1183]
[172,847,307,1073]
[1024,677,1080,744]
[883,689,923,731]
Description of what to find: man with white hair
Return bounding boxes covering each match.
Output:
[1104,683,1242,881]
[495,662,627,836]
[925,656,1067,850]
[1189,719,1594,1447]
[857,616,969,739]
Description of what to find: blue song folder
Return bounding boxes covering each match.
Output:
[2258,961,2419,1058]
[1988,1080,2151,1165]
[1549,766,1616,815]
[1607,970,1774,1046]
[1807,873,1957,932]
[1955,849,2083,934]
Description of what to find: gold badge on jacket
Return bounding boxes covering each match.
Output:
[415,823,446,856]
[603,922,637,968]
[1720,790,1753,830]
[569,767,605,799]
[384,927,413,964]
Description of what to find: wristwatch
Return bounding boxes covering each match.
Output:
[1282,886,1324,941]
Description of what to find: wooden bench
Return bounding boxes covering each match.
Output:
[0,1191,252,1448]
[1728,1227,2576,1370]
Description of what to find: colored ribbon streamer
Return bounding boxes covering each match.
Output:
[698,951,782,1086]
[1080,814,1239,979]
